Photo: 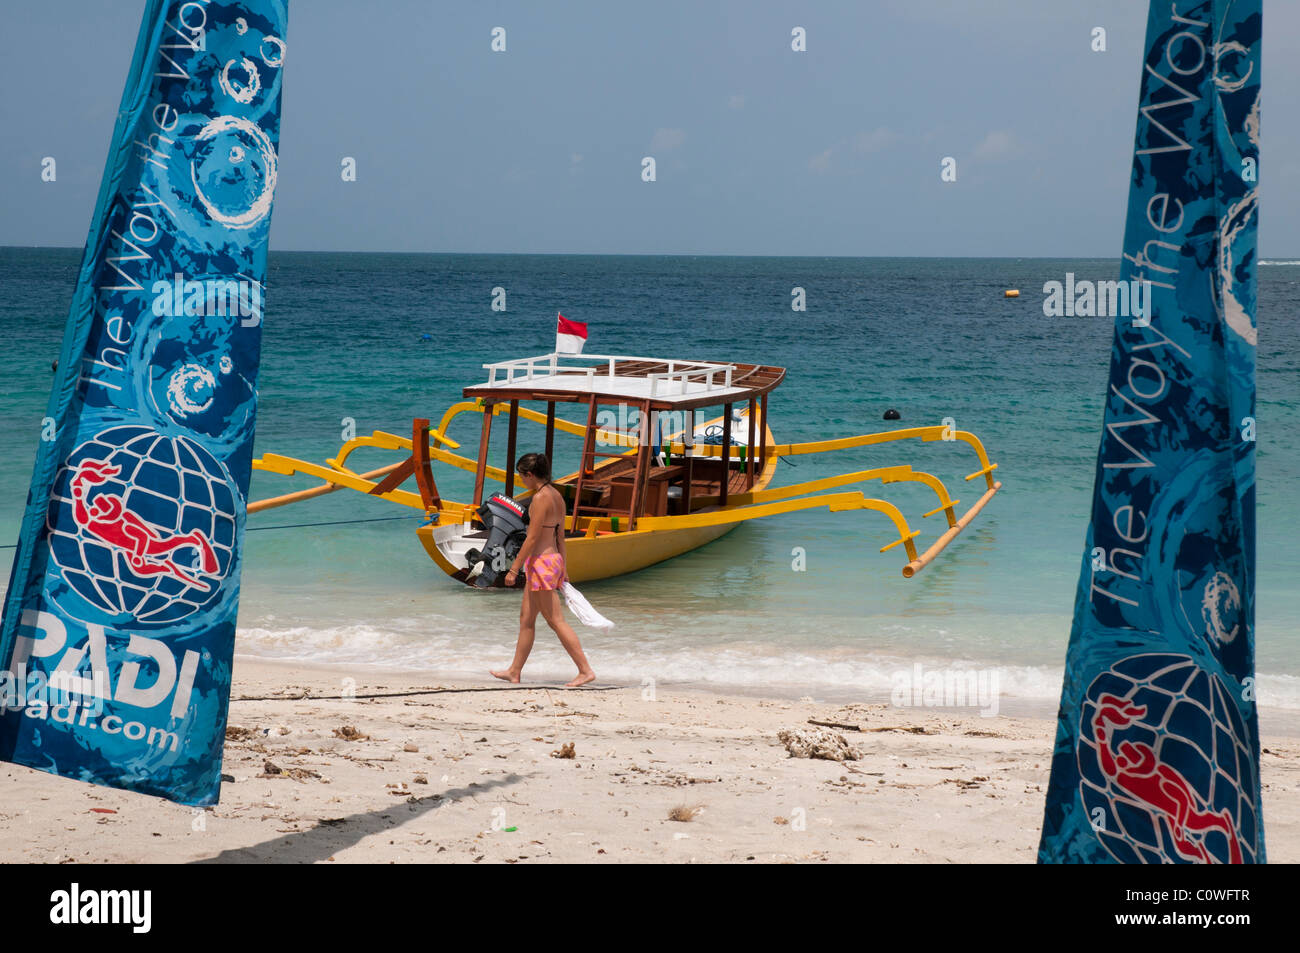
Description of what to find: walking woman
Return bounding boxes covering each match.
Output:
[490,453,597,687]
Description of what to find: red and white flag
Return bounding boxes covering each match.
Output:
[556,313,588,354]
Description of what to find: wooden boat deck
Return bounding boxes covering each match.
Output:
[554,455,751,519]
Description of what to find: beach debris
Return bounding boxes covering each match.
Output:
[868,725,933,735]
[89,808,116,815]
[413,774,428,784]
[551,742,576,759]
[503,826,518,832]
[332,725,369,741]
[944,777,987,792]
[668,805,702,822]
[777,727,862,762]
[220,774,235,783]
[403,743,419,752]
[225,725,256,742]
[773,816,789,825]
[254,762,322,782]
[807,718,861,732]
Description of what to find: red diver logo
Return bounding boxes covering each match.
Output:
[69,459,219,591]
[1092,693,1243,864]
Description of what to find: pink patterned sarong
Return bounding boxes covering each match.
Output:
[526,551,565,591]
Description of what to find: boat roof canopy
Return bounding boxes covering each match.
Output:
[463,353,786,410]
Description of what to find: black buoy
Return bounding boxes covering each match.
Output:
[883,408,901,421]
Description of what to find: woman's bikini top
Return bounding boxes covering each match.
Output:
[536,482,563,549]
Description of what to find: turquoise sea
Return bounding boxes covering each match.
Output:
[3,248,1299,719]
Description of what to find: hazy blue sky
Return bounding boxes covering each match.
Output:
[2,0,1296,256]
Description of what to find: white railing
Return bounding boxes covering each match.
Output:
[482,353,736,394]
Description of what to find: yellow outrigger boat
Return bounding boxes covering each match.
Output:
[249,352,1002,586]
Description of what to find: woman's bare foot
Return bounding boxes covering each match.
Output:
[490,668,520,683]
[564,671,596,688]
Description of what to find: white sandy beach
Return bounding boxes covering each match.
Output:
[0,656,1295,864]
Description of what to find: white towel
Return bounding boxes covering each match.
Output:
[561,582,614,629]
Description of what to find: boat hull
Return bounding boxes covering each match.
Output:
[421,412,777,587]
[416,516,745,585]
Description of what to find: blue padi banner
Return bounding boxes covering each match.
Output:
[1039,0,1262,863]
[0,0,288,805]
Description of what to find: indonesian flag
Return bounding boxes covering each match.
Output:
[556,313,588,354]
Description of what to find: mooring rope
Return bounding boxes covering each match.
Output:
[245,514,423,532]
[0,513,424,550]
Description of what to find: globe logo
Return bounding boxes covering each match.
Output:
[1077,653,1258,864]
[45,425,238,627]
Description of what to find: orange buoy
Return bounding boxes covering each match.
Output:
[1004,289,1020,298]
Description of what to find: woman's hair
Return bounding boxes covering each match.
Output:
[515,452,551,482]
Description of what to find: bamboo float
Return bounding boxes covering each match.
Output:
[248,462,406,513]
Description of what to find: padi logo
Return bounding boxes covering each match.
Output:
[49,883,151,934]
[1042,273,1152,324]
[1,610,202,752]
[150,272,260,325]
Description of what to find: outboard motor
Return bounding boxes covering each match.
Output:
[465,493,529,588]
